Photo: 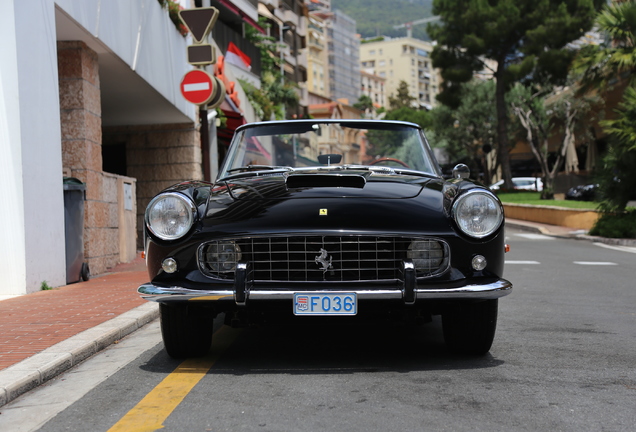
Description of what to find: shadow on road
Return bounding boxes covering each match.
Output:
[141,316,505,375]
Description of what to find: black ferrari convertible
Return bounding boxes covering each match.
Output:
[138,119,512,357]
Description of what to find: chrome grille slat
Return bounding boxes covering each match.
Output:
[199,236,449,282]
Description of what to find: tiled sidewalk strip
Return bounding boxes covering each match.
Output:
[0,303,158,407]
[0,263,148,370]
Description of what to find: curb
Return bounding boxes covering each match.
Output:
[505,220,636,247]
[505,220,551,235]
[0,303,159,407]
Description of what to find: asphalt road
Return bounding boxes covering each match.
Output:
[2,226,635,431]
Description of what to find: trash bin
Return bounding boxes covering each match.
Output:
[63,177,89,283]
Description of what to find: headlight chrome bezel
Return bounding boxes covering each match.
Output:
[451,189,504,239]
[145,192,197,241]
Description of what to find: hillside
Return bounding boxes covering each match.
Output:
[331,0,435,41]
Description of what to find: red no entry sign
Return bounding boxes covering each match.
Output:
[180,69,215,105]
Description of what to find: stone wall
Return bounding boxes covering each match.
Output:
[58,41,138,276]
[102,123,202,249]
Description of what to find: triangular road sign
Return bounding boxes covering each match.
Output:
[179,7,219,44]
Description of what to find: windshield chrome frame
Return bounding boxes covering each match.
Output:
[217,120,442,181]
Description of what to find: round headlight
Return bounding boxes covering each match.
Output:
[407,240,445,271]
[204,241,242,272]
[452,190,503,238]
[145,192,196,240]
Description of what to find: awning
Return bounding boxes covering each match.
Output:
[217,97,245,147]
[258,3,281,24]
[213,0,266,33]
[585,141,598,172]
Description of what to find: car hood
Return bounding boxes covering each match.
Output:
[222,172,428,200]
[201,173,454,235]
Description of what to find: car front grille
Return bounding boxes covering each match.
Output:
[198,236,449,282]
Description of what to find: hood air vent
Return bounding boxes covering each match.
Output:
[286,174,366,189]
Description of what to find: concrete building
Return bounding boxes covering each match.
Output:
[310,9,360,106]
[326,10,360,105]
[258,0,309,118]
[360,37,441,110]
[1,0,259,298]
[306,13,329,98]
[360,69,386,109]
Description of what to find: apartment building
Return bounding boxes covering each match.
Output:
[306,12,329,98]
[258,0,309,117]
[360,70,386,109]
[310,8,360,106]
[360,37,440,110]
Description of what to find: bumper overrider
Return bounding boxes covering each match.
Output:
[138,261,512,305]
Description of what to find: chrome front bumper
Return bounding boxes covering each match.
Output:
[138,278,512,304]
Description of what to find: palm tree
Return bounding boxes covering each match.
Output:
[574,0,636,214]
[575,0,636,92]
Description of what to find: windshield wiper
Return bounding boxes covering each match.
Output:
[227,165,290,173]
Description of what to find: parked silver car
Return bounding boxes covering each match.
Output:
[490,177,543,192]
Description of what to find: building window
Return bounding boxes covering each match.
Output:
[369,50,376,55]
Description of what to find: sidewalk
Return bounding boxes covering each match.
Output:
[1,222,634,407]
[0,255,156,407]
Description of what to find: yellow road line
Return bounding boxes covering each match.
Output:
[108,326,241,432]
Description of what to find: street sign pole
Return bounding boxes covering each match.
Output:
[178,6,223,181]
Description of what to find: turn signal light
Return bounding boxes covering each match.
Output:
[505,244,511,253]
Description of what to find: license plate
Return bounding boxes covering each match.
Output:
[293,293,357,316]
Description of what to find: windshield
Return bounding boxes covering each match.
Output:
[218,121,440,179]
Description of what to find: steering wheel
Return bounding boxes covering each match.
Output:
[368,157,410,168]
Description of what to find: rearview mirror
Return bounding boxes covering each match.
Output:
[318,154,343,165]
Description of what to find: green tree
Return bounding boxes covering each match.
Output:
[389,81,416,110]
[243,18,299,120]
[353,95,375,117]
[574,1,636,216]
[574,1,636,93]
[384,106,432,129]
[430,80,497,184]
[239,72,299,121]
[370,85,433,159]
[428,0,603,189]
[596,87,636,212]
[510,82,599,199]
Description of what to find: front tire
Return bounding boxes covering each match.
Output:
[442,299,498,355]
[160,303,214,358]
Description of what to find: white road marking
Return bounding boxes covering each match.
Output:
[506,260,541,265]
[514,233,555,240]
[573,261,617,266]
[594,242,636,254]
